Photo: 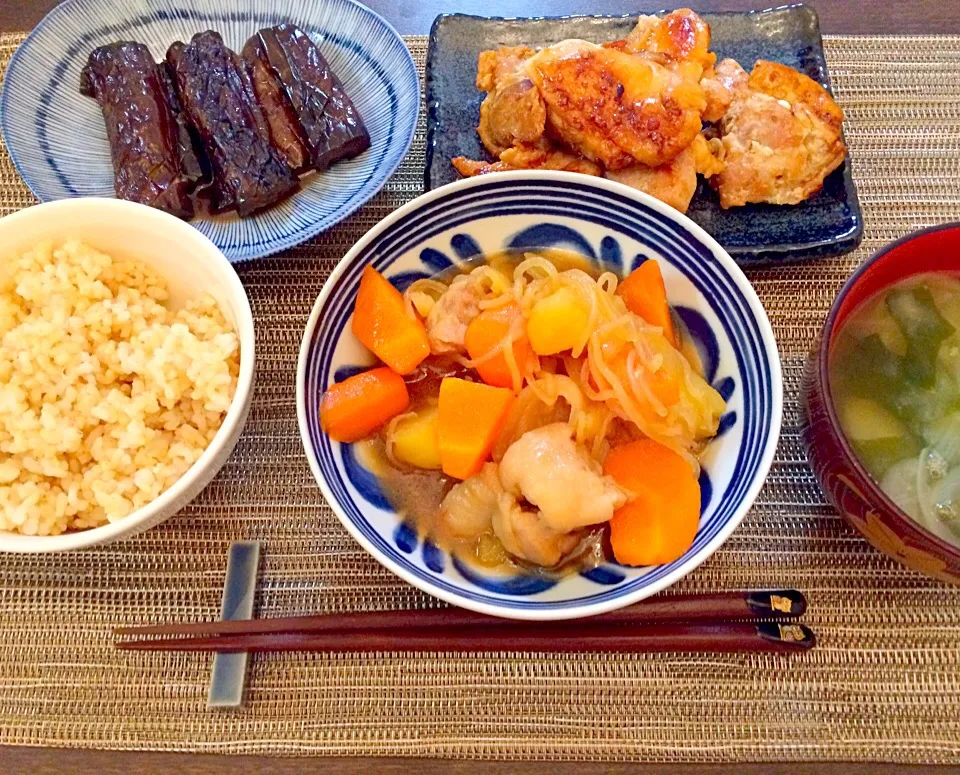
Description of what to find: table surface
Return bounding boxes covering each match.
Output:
[1,0,959,773]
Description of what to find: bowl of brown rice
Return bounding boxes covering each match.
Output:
[0,198,255,552]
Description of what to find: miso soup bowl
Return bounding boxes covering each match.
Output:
[802,222,960,583]
[298,171,783,620]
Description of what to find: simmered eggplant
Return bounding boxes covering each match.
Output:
[243,24,370,171]
[157,62,211,190]
[80,41,197,218]
[241,35,310,172]
[166,31,299,216]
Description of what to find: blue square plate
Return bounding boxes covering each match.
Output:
[424,4,863,265]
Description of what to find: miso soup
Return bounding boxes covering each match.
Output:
[830,273,960,549]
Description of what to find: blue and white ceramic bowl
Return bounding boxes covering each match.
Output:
[297,172,783,620]
[0,0,419,262]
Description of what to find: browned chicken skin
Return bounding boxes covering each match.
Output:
[525,40,706,169]
[611,10,723,122]
[709,59,847,208]
[476,46,535,91]
[749,59,844,132]
[453,143,603,178]
[605,150,699,213]
[711,57,750,92]
[479,79,546,155]
[620,9,715,74]
[605,134,722,212]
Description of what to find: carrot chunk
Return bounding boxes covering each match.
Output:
[437,377,515,479]
[617,260,678,348]
[602,439,700,566]
[352,266,430,374]
[320,367,410,443]
[464,303,538,390]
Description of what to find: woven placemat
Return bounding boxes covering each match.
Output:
[2,32,960,764]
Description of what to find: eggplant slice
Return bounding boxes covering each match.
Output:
[80,41,197,219]
[242,35,311,173]
[243,24,370,172]
[166,31,299,217]
[157,62,211,191]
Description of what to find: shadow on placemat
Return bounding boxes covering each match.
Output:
[1,31,960,764]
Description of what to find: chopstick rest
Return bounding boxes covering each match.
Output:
[207,541,261,709]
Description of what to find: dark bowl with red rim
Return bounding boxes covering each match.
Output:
[802,222,960,583]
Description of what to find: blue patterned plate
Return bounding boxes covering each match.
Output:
[297,171,783,620]
[0,0,419,262]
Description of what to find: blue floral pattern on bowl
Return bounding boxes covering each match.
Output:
[297,172,783,619]
[337,236,735,596]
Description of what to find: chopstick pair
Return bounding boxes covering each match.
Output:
[115,589,815,654]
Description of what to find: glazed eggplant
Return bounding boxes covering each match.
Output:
[157,62,211,190]
[242,35,310,172]
[166,31,299,216]
[80,41,196,218]
[243,24,370,171]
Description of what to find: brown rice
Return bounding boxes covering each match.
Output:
[0,239,239,535]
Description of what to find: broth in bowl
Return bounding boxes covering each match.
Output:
[830,272,960,549]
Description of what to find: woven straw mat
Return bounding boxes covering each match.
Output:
[1,33,960,764]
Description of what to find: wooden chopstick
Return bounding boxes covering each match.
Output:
[115,621,816,654]
[114,589,806,637]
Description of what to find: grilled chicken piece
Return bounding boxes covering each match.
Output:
[476,47,546,156]
[610,10,723,120]
[619,8,716,74]
[477,46,536,91]
[690,132,726,178]
[524,39,706,170]
[699,57,748,122]
[700,76,733,123]
[454,11,843,213]
[478,78,547,156]
[711,57,750,93]
[749,59,844,132]
[605,134,722,212]
[709,59,846,207]
[452,143,603,178]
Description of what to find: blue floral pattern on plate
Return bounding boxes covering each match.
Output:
[297,173,782,617]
